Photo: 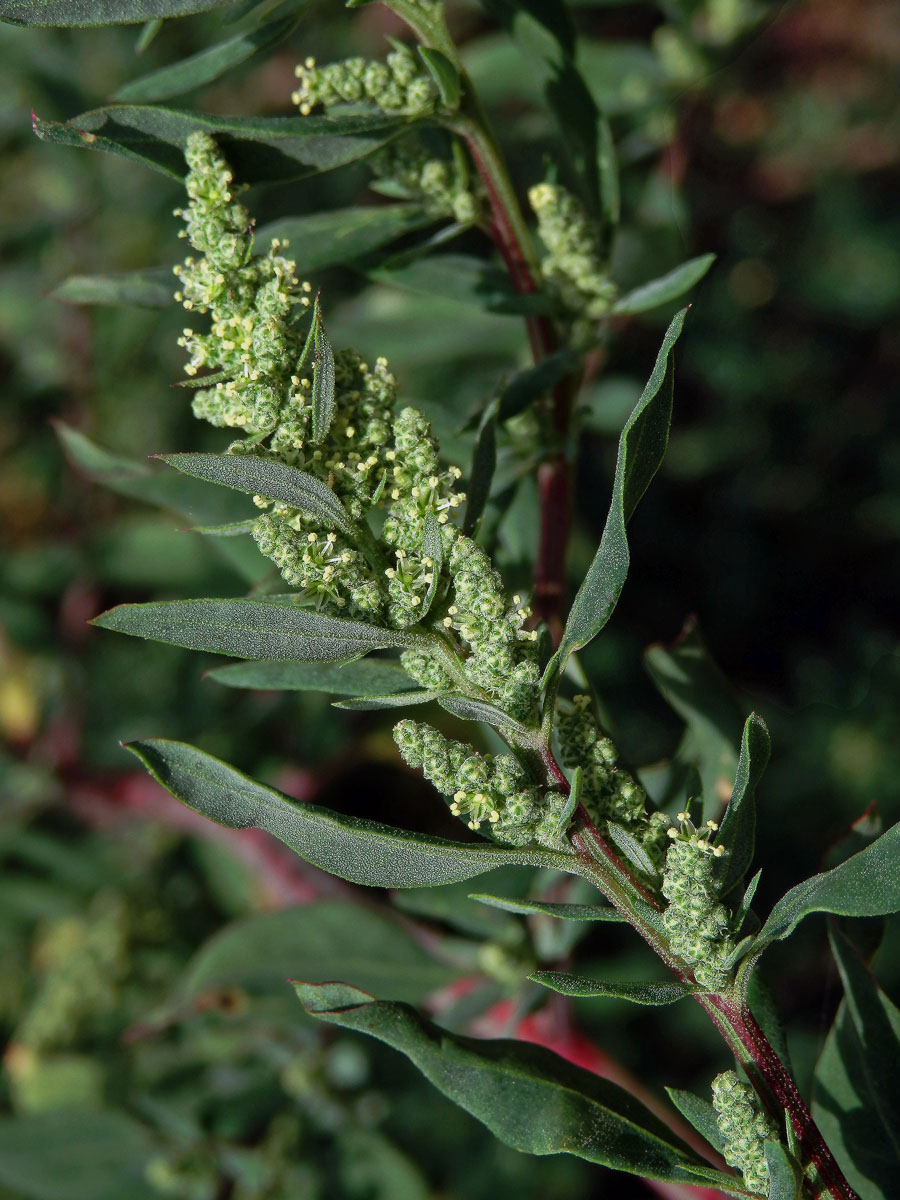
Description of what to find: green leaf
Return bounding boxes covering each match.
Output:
[112,14,296,103]
[437,694,531,737]
[158,452,353,535]
[178,902,458,1005]
[33,107,406,183]
[207,657,417,694]
[596,113,620,227]
[555,308,686,671]
[334,689,444,710]
[93,598,410,661]
[127,739,581,887]
[470,894,627,922]
[498,346,584,421]
[764,1141,803,1200]
[369,254,553,315]
[756,821,900,947]
[310,303,336,444]
[716,713,770,894]
[813,944,900,1200]
[296,983,721,1186]
[0,1110,157,1200]
[664,1088,726,1155]
[256,204,431,272]
[613,255,716,316]
[2,0,230,24]
[417,46,461,109]
[463,399,497,536]
[643,616,744,823]
[606,822,655,875]
[52,267,172,307]
[529,971,697,1005]
[732,868,762,935]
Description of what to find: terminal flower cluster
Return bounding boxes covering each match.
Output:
[393,720,569,847]
[661,813,735,990]
[292,44,437,117]
[711,1070,776,1195]
[528,182,617,321]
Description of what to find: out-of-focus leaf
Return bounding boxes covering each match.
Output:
[664,1088,726,1154]
[159,452,353,535]
[756,822,900,947]
[596,113,619,227]
[113,14,296,102]
[470,894,627,921]
[93,599,411,661]
[613,255,716,316]
[553,309,686,674]
[178,903,459,1004]
[369,254,553,315]
[127,739,581,887]
[52,267,172,307]
[715,713,770,894]
[2,0,231,24]
[257,204,431,272]
[207,657,416,694]
[33,107,406,182]
[0,1110,157,1200]
[498,346,584,421]
[296,982,740,1189]
[644,616,744,822]
[463,399,497,536]
[529,971,697,1005]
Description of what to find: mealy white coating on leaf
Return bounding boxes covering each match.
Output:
[529,971,698,1005]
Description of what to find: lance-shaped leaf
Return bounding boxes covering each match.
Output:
[530,971,698,1006]
[764,1142,803,1200]
[53,267,173,307]
[607,822,655,876]
[113,15,296,103]
[33,107,405,183]
[812,936,900,1200]
[207,658,417,695]
[463,399,497,536]
[756,820,900,947]
[715,713,770,894]
[127,739,581,888]
[419,509,444,618]
[664,1089,726,1154]
[334,690,444,711]
[2,0,230,23]
[644,617,744,823]
[613,255,715,316]
[369,254,552,315]
[437,694,531,738]
[554,309,686,673]
[310,302,335,443]
[417,46,461,110]
[296,982,738,1189]
[158,452,353,535]
[93,599,410,661]
[470,894,627,922]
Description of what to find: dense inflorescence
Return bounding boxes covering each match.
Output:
[711,1071,776,1195]
[661,815,735,990]
[393,721,569,847]
[528,182,617,321]
[292,45,437,117]
[556,695,670,869]
[370,139,480,224]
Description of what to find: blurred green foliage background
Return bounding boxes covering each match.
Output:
[1,1,899,1197]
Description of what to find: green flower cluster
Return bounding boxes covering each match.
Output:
[528,182,617,320]
[175,134,469,623]
[556,695,670,868]
[394,720,570,846]
[661,815,734,990]
[371,140,480,224]
[292,44,436,116]
[711,1071,776,1195]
